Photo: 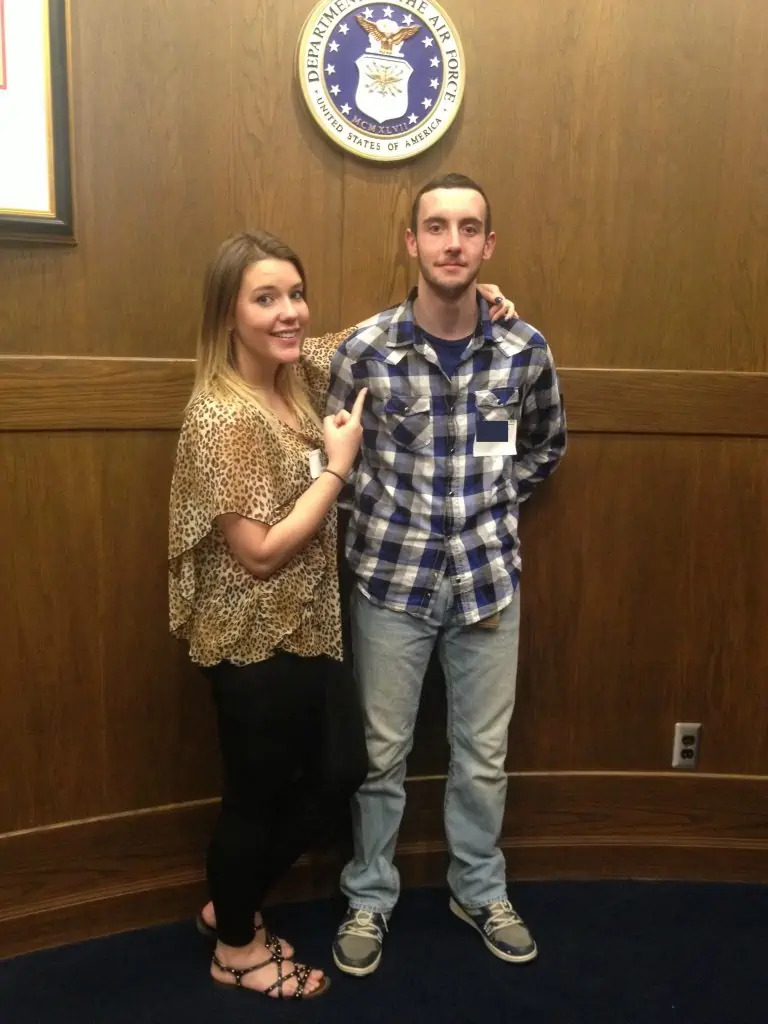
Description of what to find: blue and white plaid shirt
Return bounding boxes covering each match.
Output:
[327,290,567,625]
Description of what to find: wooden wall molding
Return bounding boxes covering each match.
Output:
[560,369,768,436]
[0,357,193,431]
[2,773,766,958]
[2,357,768,435]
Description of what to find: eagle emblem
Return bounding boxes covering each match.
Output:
[352,14,421,123]
[354,15,421,54]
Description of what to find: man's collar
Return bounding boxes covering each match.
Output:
[386,287,512,353]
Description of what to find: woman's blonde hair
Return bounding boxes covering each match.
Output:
[189,230,320,427]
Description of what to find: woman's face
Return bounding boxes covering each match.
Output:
[231,258,309,372]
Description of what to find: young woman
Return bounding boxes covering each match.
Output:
[168,231,515,1000]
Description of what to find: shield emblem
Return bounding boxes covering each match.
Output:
[354,53,413,124]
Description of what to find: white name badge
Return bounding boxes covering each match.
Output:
[308,449,324,479]
[472,420,517,457]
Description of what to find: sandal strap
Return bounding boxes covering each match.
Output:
[211,951,273,988]
[292,962,312,999]
[263,931,283,958]
[213,948,321,999]
[264,964,292,997]
[262,961,317,999]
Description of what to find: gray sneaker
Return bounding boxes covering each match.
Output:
[449,895,538,963]
[332,907,388,976]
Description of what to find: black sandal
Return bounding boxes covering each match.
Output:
[195,912,217,940]
[212,943,330,1000]
[196,913,292,955]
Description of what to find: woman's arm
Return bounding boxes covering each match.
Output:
[216,389,367,580]
[477,284,517,320]
[216,471,344,580]
[300,327,357,399]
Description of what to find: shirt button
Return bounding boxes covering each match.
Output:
[448,488,454,496]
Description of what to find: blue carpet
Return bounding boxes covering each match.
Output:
[1,881,765,1023]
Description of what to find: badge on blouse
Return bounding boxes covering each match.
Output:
[308,449,324,479]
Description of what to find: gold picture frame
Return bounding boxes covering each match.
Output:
[0,0,75,243]
[0,3,7,91]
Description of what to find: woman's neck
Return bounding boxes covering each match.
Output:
[233,344,278,395]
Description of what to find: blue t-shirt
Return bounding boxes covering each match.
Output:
[420,329,474,379]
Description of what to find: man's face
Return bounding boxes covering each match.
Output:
[406,187,496,300]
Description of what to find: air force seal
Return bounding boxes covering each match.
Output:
[298,1,466,162]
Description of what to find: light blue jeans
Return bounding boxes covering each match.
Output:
[341,577,520,912]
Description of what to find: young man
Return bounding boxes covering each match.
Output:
[327,173,567,975]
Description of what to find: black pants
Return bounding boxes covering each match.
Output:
[202,652,367,947]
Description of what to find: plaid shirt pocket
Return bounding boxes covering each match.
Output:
[381,393,432,451]
[474,387,519,455]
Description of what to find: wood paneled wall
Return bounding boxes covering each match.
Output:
[3,0,767,367]
[1,0,767,958]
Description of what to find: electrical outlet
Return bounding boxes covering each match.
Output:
[671,722,702,769]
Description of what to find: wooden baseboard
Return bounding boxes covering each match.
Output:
[0,874,207,961]
[3,772,767,959]
[3,835,767,960]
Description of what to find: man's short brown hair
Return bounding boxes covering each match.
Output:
[410,173,492,234]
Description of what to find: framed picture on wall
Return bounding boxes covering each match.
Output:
[0,0,75,243]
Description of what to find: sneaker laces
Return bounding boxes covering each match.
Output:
[484,900,523,935]
[340,909,387,941]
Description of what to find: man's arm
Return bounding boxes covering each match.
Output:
[327,336,359,418]
[515,345,567,502]
[327,336,363,510]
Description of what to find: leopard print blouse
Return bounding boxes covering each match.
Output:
[168,329,352,667]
